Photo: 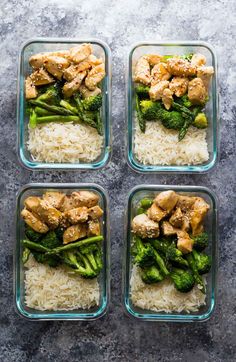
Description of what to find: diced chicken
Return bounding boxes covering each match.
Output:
[65,207,88,224]
[149,80,169,101]
[79,84,101,99]
[85,64,105,90]
[88,205,104,220]
[87,220,101,236]
[132,214,159,239]
[177,230,194,254]
[169,207,184,228]
[162,88,173,110]
[154,190,179,212]
[24,196,41,211]
[43,192,65,209]
[44,56,70,79]
[167,58,197,77]
[21,208,49,233]
[29,51,70,69]
[134,56,151,85]
[190,197,210,236]
[169,77,189,97]
[144,54,163,66]
[162,221,179,236]
[197,66,214,90]
[191,53,206,67]
[69,43,93,63]
[63,224,87,244]
[62,71,87,97]
[182,215,191,232]
[60,213,71,229]
[151,63,171,85]
[71,191,99,208]
[25,76,38,99]
[188,77,207,105]
[30,68,55,86]
[176,195,196,212]
[25,198,62,229]
[147,203,167,222]
[60,195,78,212]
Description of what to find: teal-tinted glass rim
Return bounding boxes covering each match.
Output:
[123,185,218,322]
[17,38,112,170]
[127,41,218,173]
[14,183,110,320]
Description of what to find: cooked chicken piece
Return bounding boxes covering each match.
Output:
[167,58,197,77]
[197,66,214,90]
[60,213,71,229]
[162,88,173,110]
[26,198,62,229]
[69,43,93,63]
[151,63,171,85]
[132,214,159,239]
[60,195,78,212]
[87,220,101,236]
[21,208,49,233]
[62,71,87,97]
[188,77,207,105]
[190,197,210,236]
[149,80,169,101]
[88,205,103,220]
[162,221,179,236]
[24,196,41,211]
[25,76,38,99]
[169,207,184,228]
[191,53,206,67]
[177,230,194,253]
[182,215,191,232]
[176,195,196,212]
[29,50,70,69]
[147,203,167,222]
[169,77,189,97]
[79,84,101,99]
[85,64,105,90]
[154,190,179,212]
[65,207,88,224]
[71,191,99,208]
[144,54,163,66]
[63,224,87,244]
[44,55,70,79]
[43,192,65,209]
[63,55,101,81]
[30,68,55,86]
[134,56,151,85]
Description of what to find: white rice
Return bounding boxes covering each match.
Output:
[134,120,209,166]
[130,265,206,313]
[27,122,103,163]
[24,255,100,311]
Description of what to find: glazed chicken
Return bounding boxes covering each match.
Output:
[154,190,179,212]
[132,213,160,238]
[188,77,208,105]
[134,56,151,85]
[149,80,169,101]
[151,63,171,85]
[169,77,189,97]
[30,68,55,86]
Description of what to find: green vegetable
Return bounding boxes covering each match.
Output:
[193,112,208,129]
[60,100,79,115]
[82,94,102,111]
[137,207,145,215]
[25,224,42,243]
[170,267,195,293]
[46,236,103,255]
[175,95,192,108]
[141,265,164,284]
[40,231,62,249]
[192,232,208,251]
[79,242,102,273]
[54,227,65,242]
[29,109,37,129]
[136,94,146,132]
[166,243,189,268]
[29,99,74,115]
[95,111,103,135]
[22,247,30,264]
[36,115,81,124]
[139,198,153,209]
[135,85,150,99]
[192,250,211,275]
[32,251,61,267]
[62,251,97,278]
[139,100,162,120]
[36,84,60,105]
[162,54,193,62]
[133,236,155,268]
[150,238,172,254]
[74,93,99,130]
[34,107,55,116]
[22,239,50,253]
[153,249,170,277]
[186,253,205,293]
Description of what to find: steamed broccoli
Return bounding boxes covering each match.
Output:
[133,236,155,268]
[54,227,65,242]
[175,95,192,108]
[139,198,153,209]
[32,251,61,267]
[141,265,164,284]
[136,207,145,215]
[25,224,42,243]
[79,242,103,273]
[135,85,150,99]
[192,232,208,251]
[153,249,170,277]
[150,238,172,254]
[37,84,60,105]
[139,100,162,120]
[186,253,205,293]
[192,250,211,275]
[22,247,30,264]
[40,231,62,249]
[62,251,97,278]
[193,112,208,129]
[170,268,195,293]
[166,243,189,268]
[82,94,102,111]
[136,94,146,132]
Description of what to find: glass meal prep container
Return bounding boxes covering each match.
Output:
[123,185,218,322]
[17,38,112,170]
[14,183,110,320]
[127,41,218,173]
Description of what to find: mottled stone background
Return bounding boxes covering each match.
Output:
[0,0,235,361]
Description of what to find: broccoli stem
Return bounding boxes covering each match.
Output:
[74,94,99,130]
[29,109,37,129]
[95,111,103,135]
[153,249,169,276]
[22,239,50,253]
[36,115,81,124]
[136,94,146,132]
[35,107,55,116]
[29,100,74,115]
[60,100,79,115]
[46,236,103,255]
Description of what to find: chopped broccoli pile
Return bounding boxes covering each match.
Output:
[170,268,195,293]
[192,232,208,251]
[141,265,164,284]
[25,224,42,243]
[82,94,102,111]
[135,85,150,99]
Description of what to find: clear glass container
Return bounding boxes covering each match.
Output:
[17,38,112,170]
[14,183,110,320]
[127,41,218,173]
[123,185,218,322]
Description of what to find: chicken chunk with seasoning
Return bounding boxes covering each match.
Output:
[134,56,151,85]
[63,55,102,82]
[154,190,179,213]
[25,76,38,99]
[43,192,65,209]
[176,195,196,212]
[177,230,194,254]
[169,77,189,97]
[71,191,99,208]
[169,207,184,228]
[44,55,70,80]
[151,63,171,85]
[88,205,104,220]
[79,84,101,99]
[69,43,93,63]
[162,221,179,236]
[197,66,214,90]
[147,203,167,222]
[132,214,159,239]
[149,80,169,101]
[85,64,105,90]
[29,50,70,69]
[191,53,206,67]
[21,208,49,233]
[167,58,197,77]
[87,220,101,236]
[162,88,173,110]
[62,71,87,98]
[188,77,208,105]
[144,54,163,66]
[190,197,210,236]
[63,224,87,244]
[30,68,55,86]
[65,207,89,224]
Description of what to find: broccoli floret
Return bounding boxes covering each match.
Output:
[133,236,155,268]
[192,232,208,251]
[193,112,208,129]
[136,207,145,215]
[79,243,103,273]
[150,238,172,254]
[192,250,211,275]
[25,224,42,243]
[54,227,65,242]
[136,94,146,132]
[22,247,30,264]
[139,198,153,209]
[32,251,61,267]
[62,251,97,279]
[186,253,205,293]
[139,100,162,120]
[135,85,150,99]
[141,265,164,284]
[176,95,192,108]
[82,94,102,111]
[40,231,62,249]
[166,243,189,268]
[181,53,193,61]
[37,84,60,105]
[170,268,195,293]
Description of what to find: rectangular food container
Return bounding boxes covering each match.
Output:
[123,185,218,322]
[14,183,110,320]
[127,41,218,173]
[17,38,112,170]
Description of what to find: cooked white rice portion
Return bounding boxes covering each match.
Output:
[130,265,206,313]
[27,122,103,163]
[24,255,99,311]
[134,120,209,166]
